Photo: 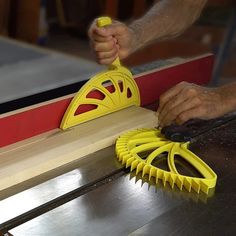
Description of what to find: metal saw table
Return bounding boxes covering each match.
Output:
[0,37,235,236]
[0,117,236,236]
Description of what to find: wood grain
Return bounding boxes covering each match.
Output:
[0,106,157,191]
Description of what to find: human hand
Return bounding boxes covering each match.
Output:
[88,18,137,65]
[157,81,231,128]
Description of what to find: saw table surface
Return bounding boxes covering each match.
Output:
[0,37,230,236]
[0,114,235,236]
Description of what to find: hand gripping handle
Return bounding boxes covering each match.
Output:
[97,16,120,68]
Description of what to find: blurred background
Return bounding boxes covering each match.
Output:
[0,0,235,85]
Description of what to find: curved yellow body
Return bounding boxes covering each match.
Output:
[116,128,217,194]
[60,17,140,130]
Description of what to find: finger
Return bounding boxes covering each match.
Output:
[160,96,201,127]
[93,22,125,38]
[158,82,187,114]
[159,96,201,127]
[92,34,113,42]
[158,84,199,122]
[158,94,187,123]
[92,24,113,37]
[96,47,118,61]
[176,106,207,125]
[93,39,116,52]
[88,25,113,42]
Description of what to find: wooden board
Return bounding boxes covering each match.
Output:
[0,106,157,192]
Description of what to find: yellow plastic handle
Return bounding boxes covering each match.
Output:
[97,16,120,67]
[97,16,112,27]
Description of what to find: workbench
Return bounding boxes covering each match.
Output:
[0,37,235,236]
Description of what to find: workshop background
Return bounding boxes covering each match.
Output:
[0,0,235,84]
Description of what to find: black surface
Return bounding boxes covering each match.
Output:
[161,123,192,142]
[161,113,236,142]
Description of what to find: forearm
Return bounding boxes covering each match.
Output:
[129,0,207,52]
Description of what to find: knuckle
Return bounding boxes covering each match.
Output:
[178,81,188,87]
[186,87,197,97]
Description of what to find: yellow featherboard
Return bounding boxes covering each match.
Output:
[60,17,140,130]
[116,128,217,195]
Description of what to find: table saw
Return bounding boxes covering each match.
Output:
[0,36,235,236]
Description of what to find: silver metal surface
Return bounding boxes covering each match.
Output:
[130,195,236,235]
[10,175,184,236]
[0,51,103,104]
[0,37,45,66]
[7,119,236,236]
[0,146,120,224]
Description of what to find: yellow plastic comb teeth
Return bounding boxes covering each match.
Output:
[115,128,217,194]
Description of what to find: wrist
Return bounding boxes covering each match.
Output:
[128,20,145,53]
[216,84,236,113]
